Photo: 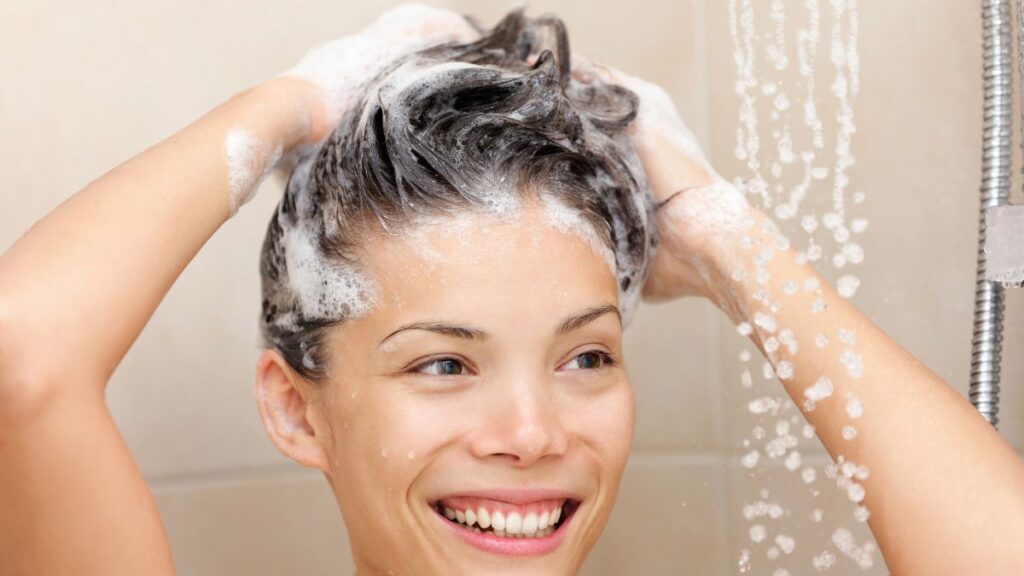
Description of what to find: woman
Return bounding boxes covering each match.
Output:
[0,5,1021,575]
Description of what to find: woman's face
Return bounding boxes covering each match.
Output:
[279,198,634,575]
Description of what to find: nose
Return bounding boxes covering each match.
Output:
[470,376,569,467]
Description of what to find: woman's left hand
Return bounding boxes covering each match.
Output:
[570,57,754,307]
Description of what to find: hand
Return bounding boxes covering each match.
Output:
[281,4,480,144]
[571,57,754,307]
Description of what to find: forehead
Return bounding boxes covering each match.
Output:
[359,200,619,328]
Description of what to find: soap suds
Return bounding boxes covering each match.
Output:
[541,195,618,289]
[281,4,480,131]
[283,157,376,322]
[225,128,282,215]
[662,179,752,245]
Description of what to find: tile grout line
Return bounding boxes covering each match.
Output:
[147,463,319,492]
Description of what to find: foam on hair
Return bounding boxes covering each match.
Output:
[260,9,657,380]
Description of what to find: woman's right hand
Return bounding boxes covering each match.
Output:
[282,3,481,145]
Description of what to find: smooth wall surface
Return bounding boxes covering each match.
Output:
[1,0,1017,574]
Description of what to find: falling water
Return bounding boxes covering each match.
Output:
[728,0,877,572]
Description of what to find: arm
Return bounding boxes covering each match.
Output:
[0,77,314,576]
[696,206,1024,575]
[576,60,1024,574]
[0,6,479,573]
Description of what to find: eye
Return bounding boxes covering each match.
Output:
[561,350,616,371]
[413,357,468,376]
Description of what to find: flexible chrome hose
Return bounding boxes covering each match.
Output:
[971,0,1012,426]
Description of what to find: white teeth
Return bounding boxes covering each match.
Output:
[523,513,538,535]
[439,501,568,539]
[506,512,523,535]
[492,511,506,532]
[538,511,550,530]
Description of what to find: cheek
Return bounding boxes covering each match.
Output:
[331,387,466,487]
[562,381,636,468]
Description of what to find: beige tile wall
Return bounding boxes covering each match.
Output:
[1,0,1015,574]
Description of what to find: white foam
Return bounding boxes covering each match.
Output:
[282,214,376,322]
[225,128,282,215]
[663,179,752,246]
[280,157,376,323]
[540,195,617,280]
[282,4,479,130]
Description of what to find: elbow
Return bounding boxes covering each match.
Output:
[0,295,62,430]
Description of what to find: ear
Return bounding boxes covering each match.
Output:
[254,349,331,472]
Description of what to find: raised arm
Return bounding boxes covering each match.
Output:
[576,60,1024,575]
[0,73,321,576]
[696,207,1024,575]
[0,6,478,573]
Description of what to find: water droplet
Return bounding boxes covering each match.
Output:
[802,467,817,483]
[848,483,866,503]
[837,275,860,298]
[844,392,864,418]
[775,534,796,554]
[804,377,834,403]
[785,450,802,471]
[754,312,777,333]
[749,524,767,543]
[741,369,754,389]
[776,361,794,380]
[742,450,761,468]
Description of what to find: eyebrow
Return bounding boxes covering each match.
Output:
[555,304,622,335]
[376,304,621,349]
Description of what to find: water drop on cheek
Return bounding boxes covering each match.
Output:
[407,449,416,460]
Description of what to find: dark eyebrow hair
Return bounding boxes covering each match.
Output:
[378,322,487,348]
[555,304,621,335]
[377,304,621,349]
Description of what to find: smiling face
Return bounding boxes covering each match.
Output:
[256,197,635,575]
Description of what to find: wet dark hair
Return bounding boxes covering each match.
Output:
[259,9,657,381]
